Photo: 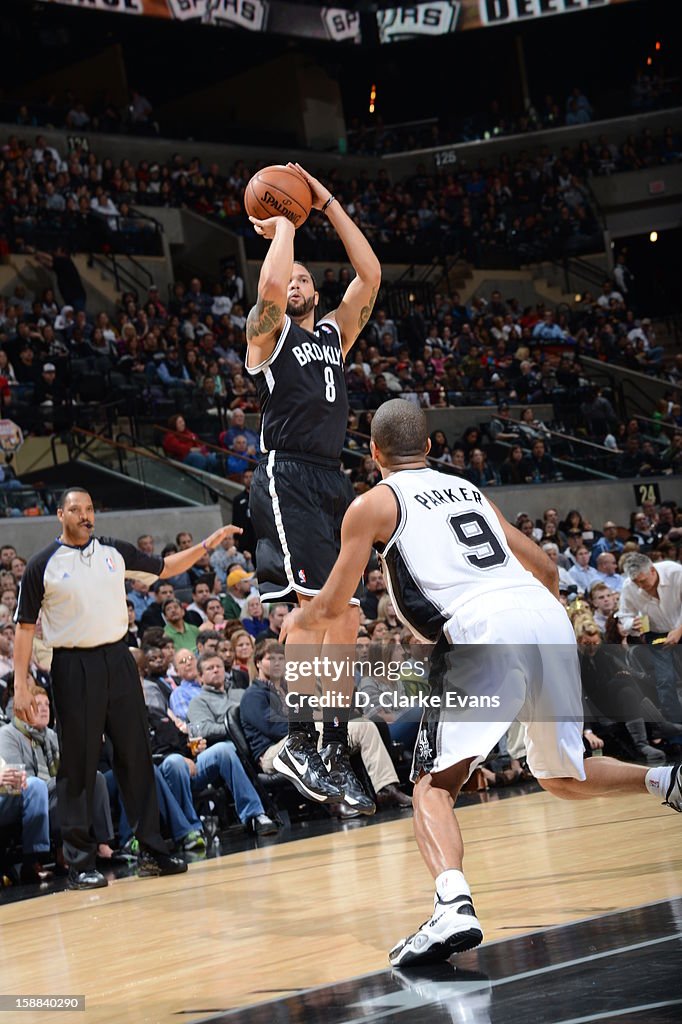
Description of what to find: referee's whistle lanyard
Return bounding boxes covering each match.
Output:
[57,536,96,565]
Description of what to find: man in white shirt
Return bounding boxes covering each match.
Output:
[619,554,682,724]
[596,281,624,309]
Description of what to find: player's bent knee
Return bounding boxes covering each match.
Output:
[538,777,577,799]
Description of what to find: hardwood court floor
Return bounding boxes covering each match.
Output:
[1,790,680,1023]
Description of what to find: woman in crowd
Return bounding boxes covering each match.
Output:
[241,596,269,640]
[465,448,499,488]
[499,443,525,485]
[231,629,256,675]
[162,413,222,474]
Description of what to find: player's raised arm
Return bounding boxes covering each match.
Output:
[288,162,381,356]
[487,498,560,598]
[246,215,295,366]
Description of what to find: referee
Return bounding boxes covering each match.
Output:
[13,486,241,890]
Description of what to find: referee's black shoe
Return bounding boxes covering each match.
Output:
[273,732,343,803]
[137,848,188,878]
[320,742,376,815]
[66,867,108,890]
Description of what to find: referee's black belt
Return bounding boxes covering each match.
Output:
[53,635,128,654]
[267,450,342,470]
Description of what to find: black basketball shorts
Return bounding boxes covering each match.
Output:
[249,451,361,604]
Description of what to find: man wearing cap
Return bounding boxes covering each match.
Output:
[33,362,70,432]
[488,402,521,443]
[221,567,255,620]
[590,521,624,567]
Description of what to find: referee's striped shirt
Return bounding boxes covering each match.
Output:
[15,537,163,649]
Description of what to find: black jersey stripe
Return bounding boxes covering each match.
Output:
[381,544,448,643]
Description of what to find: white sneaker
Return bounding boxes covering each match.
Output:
[389,895,483,967]
[662,763,682,812]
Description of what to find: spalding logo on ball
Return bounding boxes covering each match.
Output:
[245,165,313,229]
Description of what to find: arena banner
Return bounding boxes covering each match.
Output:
[378,0,637,42]
[36,0,362,42]
[36,0,636,41]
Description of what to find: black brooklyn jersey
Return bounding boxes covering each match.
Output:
[246,316,348,460]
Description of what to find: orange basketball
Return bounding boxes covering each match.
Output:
[245,165,313,229]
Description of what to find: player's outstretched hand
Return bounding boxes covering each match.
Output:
[248,215,295,240]
[286,163,332,211]
[279,607,304,643]
[204,524,243,551]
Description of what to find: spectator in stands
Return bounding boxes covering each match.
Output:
[619,553,682,724]
[541,543,574,592]
[0,755,51,884]
[465,448,499,488]
[595,551,624,592]
[221,567,255,620]
[629,512,655,551]
[521,439,560,483]
[215,637,249,691]
[184,577,214,625]
[139,580,175,635]
[241,596,269,640]
[361,568,386,620]
[532,310,564,342]
[569,546,602,594]
[0,683,115,877]
[163,599,200,653]
[588,582,618,633]
[488,402,521,444]
[141,644,175,715]
[162,414,222,475]
[261,603,288,641]
[590,521,624,566]
[127,579,155,622]
[219,408,259,457]
[499,444,525,485]
[167,649,202,721]
[230,630,255,675]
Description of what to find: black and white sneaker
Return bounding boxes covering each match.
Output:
[273,733,343,803]
[662,763,682,812]
[137,849,188,878]
[320,742,376,816]
[388,895,483,967]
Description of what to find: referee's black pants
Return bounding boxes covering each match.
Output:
[51,638,167,871]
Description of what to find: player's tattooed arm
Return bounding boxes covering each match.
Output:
[246,296,283,341]
[358,287,378,332]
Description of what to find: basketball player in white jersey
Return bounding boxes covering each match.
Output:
[281,400,682,967]
[246,162,381,812]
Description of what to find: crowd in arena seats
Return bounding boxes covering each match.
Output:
[1,252,680,516]
[347,72,680,155]
[1,493,681,885]
[5,60,679,157]
[2,125,680,268]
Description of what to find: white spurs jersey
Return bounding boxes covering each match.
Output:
[376,467,544,643]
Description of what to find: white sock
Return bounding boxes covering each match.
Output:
[435,869,470,903]
[645,765,673,798]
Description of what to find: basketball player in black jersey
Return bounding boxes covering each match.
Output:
[245,161,381,810]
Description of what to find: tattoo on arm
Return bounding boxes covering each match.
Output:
[358,287,378,332]
[246,297,283,341]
